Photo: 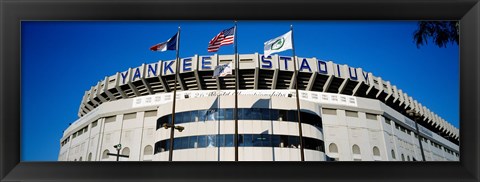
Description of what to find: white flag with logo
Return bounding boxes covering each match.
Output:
[264,30,293,57]
[213,62,233,78]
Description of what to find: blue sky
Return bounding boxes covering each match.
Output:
[21,21,459,161]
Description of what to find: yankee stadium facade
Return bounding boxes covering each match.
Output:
[58,53,460,161]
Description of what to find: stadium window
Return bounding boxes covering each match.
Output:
[144,110,157,118]
[185,111,194,123]
[366,113,377,120]
[352,144,361,155]
[345,110,358,117]
[206,109,217,121]
[302,137,324,152]
[287,110,296,121]
[278,110,287,121]
[121,147,130,159]
[161,140,168,152]
[373,146,380,156]
[261,108,270,120]
[407,156,410,161]
[207,135,216,148]
[176,112,185,124]
[156,115,168,130]
[280,135,289,148]
[88,153,92,161]
[78,129,83,136]
[154,134,325,152]
[391,150,396,159]
[79,157,82,161]
[352,144,362,160]
[225,135,234,147]
[225,109,234,120]
[218,135,225,147]
[217,109,225,120]
[173,138,180,150]
[242,134,253,147]
[72,133,77,139]
[105,116,116,123]
[252,134,263,147]
[188,136,197,148]
[271,135,281,147]
[270,110,279,121]
[301,112,321,127]
[322,108,337,115]
[329,143,338,153]
[288,136,300,148]
[249,108,262,120]
[181,137,190,149]
[165,140,170,152]
[197,110,207,122]
[198,136,207,148]
[237,108,246,120]
[123,113,137,120]
[102,149,109,159]
[261,134,272,147]
[401,154,405,161]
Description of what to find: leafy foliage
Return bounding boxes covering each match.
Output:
[413,21,459,48]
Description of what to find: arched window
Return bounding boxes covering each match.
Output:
[102,149,110,159]
[122,147,130,156]
[352,144,361,154]
[144,145,153,156]
[373,146,380,156]
[401,154,405,161]
[329,143,338,153]
[352,144,361,161]
[391,150,396,159]
[121,147,130,161]
[88,153,92,161]
[144,145,153,161]
[407,156,410,161]
[74,159,77,161]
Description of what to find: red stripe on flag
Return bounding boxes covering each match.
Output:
[207,28,235,52]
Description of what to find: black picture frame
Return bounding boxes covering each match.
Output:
[1,0,479,181]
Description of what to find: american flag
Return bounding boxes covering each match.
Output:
[207,26,235,52]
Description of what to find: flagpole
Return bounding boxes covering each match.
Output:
[169,26,181,161]
[291,25,305,161]
[233,20,239,161]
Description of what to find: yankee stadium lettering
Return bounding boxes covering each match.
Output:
[118,53,371,86]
